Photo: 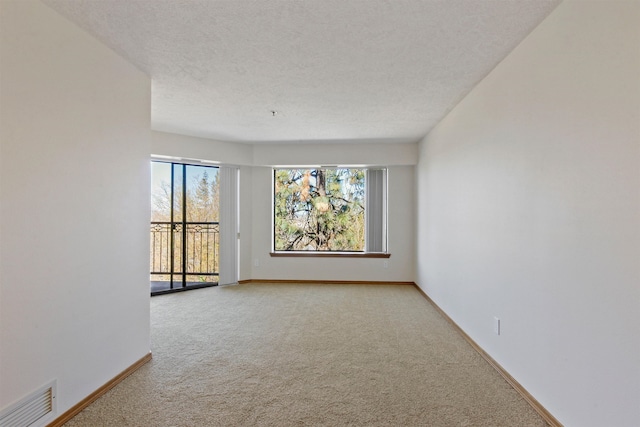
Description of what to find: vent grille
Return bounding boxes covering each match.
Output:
[0,380,56,427]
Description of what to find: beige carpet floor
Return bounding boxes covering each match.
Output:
[64,283,548,426]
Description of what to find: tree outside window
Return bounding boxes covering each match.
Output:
[274,168,365,251]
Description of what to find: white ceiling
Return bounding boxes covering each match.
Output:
[44,0,560,144]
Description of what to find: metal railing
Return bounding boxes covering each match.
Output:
[150,221,219,279]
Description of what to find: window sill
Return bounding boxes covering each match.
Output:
[270,252,390,258]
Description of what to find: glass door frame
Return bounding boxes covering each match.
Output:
[150,161,220,295]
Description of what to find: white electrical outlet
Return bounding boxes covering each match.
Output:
[254,258,260,267]
[383,260,389,269]
[494,317,501,336]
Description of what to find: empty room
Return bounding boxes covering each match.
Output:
[1,1,638,426]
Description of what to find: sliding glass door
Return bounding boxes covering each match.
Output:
[150,161,220,295]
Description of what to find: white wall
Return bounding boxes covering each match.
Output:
[253,141,418,166]
[249,166,415,282]
[0,0,151,420]
[251,143,416,282]
[416,1,640,426]
[151,130,253,166]
[150,137,418,283]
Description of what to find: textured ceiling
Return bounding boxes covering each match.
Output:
[44,0,560,144]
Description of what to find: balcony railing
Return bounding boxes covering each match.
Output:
[150,221,220,281]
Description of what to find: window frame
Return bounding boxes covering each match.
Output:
[271,166,389,257]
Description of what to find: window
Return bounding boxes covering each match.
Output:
[273,168,387,253]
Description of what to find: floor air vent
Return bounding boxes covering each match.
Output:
[0,380,56,427]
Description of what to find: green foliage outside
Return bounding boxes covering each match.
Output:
[274,168,365,251]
